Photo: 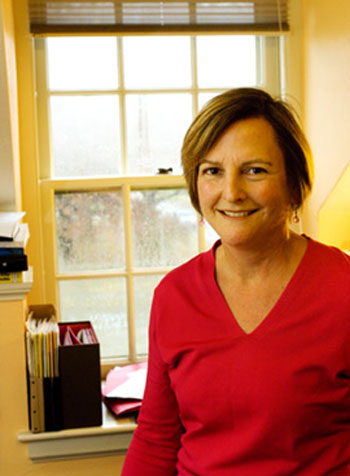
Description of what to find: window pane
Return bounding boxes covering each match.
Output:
[123,36,191,89]
[198,91,222,111]
[55,191,125,272]
[134,274,164,356]
[197,36,257,88]
[131,188,197,267]
[50,95,121,177]
[59,278,128,359]
[47,37,118,91]
[126,93,192,175]
[204,221,220,250]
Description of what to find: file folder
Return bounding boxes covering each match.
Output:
[102,362,147,417]
[26,305,61,432]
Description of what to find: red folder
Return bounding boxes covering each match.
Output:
[102,362,147,416]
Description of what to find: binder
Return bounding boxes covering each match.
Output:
[0,247,24,255]
[0,270,25,283]
[0,254,28,272]
[27,376,45,433]
[43,377,62,431]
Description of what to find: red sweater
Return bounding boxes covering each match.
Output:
[122,238,350,475]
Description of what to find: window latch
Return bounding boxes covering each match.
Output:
[157,168,173,175]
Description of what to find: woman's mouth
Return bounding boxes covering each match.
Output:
[220,209,258,217]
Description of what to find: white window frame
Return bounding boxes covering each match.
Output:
[34,33,283,373]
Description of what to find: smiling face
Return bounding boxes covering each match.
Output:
[197,117,293,250]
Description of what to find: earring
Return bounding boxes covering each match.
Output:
[292,206,300,224]
[199,216,205,226]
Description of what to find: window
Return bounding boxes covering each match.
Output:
[34,33,283,368]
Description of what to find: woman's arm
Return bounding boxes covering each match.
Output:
[121,296,183,475]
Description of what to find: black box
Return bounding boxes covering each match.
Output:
[58,321,102,430]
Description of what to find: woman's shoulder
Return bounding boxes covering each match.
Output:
[304,238,350,299]
[306,235,350,271]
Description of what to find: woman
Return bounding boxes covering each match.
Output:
[121,88,350,475]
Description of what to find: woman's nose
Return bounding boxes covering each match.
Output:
[222,173,247,202]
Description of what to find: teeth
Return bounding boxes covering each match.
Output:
[222,210,251,217]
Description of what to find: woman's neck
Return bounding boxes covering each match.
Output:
[215,231,308,284]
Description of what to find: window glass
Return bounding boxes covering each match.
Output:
[50,95,121,177]
[131,188,198,267]
[198,92,220,111]
[196,35,256,88]
[125,93,192,174]
[204,222,220,250]
[55,191,125,272]
[123,36,191,89]
[59,277,128,359]
[47,37,118,91]
[134,274,164,356]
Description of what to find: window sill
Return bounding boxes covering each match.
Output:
[17,404,137,462]
[0,267,33,301]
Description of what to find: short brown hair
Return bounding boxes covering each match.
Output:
[181,88,312,214]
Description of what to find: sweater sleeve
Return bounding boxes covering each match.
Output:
[121,292,183,476]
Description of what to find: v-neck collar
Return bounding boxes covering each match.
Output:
[207,236,313,338]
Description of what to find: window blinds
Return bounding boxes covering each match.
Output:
[28,0,289,35]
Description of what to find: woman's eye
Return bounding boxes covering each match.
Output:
[202,167,221,176]
[246,167,267,175]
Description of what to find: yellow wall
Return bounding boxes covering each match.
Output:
[319,164,350,250]
[301,0,350,241]
[0,300,28,475]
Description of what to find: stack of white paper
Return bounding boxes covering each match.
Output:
[0,211,26,240]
